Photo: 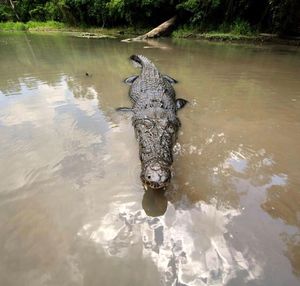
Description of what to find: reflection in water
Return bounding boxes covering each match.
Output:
[78,199,262,286]
[283,234,300,277]
[67,75,98,100]
[142,189,168,217]
[0,33,300,285]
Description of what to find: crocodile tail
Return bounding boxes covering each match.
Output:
[130,54,152,68]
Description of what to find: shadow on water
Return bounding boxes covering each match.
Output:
[0,33,300,285]
[142,189,168,217]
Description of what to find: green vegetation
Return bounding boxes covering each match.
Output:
[172,27,197,38]
[0,1,299,36]
[172,19,256,39]
[228,20,253,36]
[26,20,65,30]
[0,21,26,31]
[198,33,256,42]
[0,20,65,31]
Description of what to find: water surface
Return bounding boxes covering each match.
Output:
[0,32,300,286]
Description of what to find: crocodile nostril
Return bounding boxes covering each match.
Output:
[148,175,151,179]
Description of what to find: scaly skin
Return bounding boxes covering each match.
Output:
[123,55,186,190]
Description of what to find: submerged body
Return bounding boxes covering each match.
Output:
[119,55,187,189]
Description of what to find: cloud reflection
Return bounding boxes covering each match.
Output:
[78,200,262,285]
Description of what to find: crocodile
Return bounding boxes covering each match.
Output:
[118,55,187,190]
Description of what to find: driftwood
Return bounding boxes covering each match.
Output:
[122,16,177,42]
[74,32,116,39]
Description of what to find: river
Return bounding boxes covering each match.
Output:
[0,32,299,286]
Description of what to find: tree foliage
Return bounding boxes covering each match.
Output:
[0,0,299,35]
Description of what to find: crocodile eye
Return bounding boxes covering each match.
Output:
[136,129,142,137]
[167,125,175,134]
[142,120,153,130]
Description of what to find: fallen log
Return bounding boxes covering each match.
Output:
[122,16,177,42]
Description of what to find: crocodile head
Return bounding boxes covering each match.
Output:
[134,118,179,190]
[141,159,171,190]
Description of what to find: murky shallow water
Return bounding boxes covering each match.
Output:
[0,32,300,286]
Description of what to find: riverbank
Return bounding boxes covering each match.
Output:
[172,26,300,46]
[0,21,147,38]
[175,32,300,46]
[1,21,299,46]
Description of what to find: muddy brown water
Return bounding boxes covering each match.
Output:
[0,32,300,286]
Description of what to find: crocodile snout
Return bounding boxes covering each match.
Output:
[141,161,171,190]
